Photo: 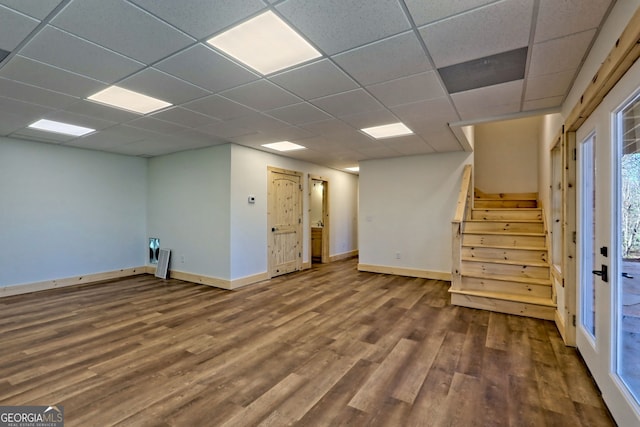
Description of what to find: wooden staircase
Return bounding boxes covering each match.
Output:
[450,192,556,320]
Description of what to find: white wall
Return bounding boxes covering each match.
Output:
[147,144,231,280]
[474,116,541,194]
[0,137,147,287]
[359,152,473,275]
[229,144,358,280]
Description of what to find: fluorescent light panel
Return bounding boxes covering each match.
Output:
[28,119,95,136]
[87,86,172,114]
[207,11,321,75]
[262,141,306,151]
[345,166,360,172]
[361,122,413,139]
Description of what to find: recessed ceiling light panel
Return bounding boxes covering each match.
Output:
[87,86,172,114]
[261,141,306,151]
[28,119,95,136]
[345,166,360,172]
[207,11,321,75]
[361,122,413,139]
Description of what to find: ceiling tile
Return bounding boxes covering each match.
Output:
[64,100,141,123]
[356,144,400,159]
[0,96,54,135]
[182,94,255,120]
[299,118,357,136]
[390,97,460,129]
[225,112,289,133]
[155,44,258,92]
[381,135,435,155]
[151,107,219,128]
[125,116,189,134]
[0,0,63,19]
[311,89,384,117]
[523,96,564,111]
[197,121,255,139]
[528,30,596,77]
[333,31,432,86]
[51,0,195,64]
[65,124,159,150]
[266,102,332,125]
[424,130,463,152]
[20,26,145,83]
[276,0,410,55]
[0,56,107,98]
[451,80,523,121]
[535,0,612,43]
[525,70,575,100]
[405,0,496,26]
[118,68,210,105]
[0,5,40,51]
[339,109,398,129]
[420,0,533,68]
[270,58,358,100]
[129,0,266,40]
[0,77,78,109]
[366,71,445,107]
[220,79,301,111]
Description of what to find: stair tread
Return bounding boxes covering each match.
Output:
[473,208,542,211]
[465,219,543,223]
[462,272,551,286]
[462,243,546,251]
[463,231,546,237]
[449,288,556,307]
[462,256,549,268]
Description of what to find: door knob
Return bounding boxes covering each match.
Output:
[592,264,608,282]
[272,227,277,232]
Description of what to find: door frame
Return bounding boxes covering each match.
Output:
[267,166,303,278]
[308,174,330,264]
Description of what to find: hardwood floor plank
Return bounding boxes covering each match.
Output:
[0,259,614,426]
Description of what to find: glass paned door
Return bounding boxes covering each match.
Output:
[616,92,640,404]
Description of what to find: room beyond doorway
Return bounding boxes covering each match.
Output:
[309,175,329,265]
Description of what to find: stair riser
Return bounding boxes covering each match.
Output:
[471,210,542,221]
[451,293,555,320]
[462,246,548,264]
[474,200,537,208]
[463,233,546,248]
[462,261,549,279]
[464,222,544,233]
[460,276,552,299]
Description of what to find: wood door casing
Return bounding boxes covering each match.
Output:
[268,167,302,277]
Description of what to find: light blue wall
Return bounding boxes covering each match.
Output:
[0,137,147,287]
[147,144,231,280]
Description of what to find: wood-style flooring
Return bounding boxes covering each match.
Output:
[0,259,614,426]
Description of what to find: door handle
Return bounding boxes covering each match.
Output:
[272,227,278,232]
[622,272,634,279]
[592,264,608,282]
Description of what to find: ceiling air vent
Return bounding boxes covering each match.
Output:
[438,47,528,94]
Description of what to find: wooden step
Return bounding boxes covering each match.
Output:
[474,190,538,200]
[460,274,552,299]
[471,208,542,221]
[461,259,549,279]
[462,232,546,248]
[462,246,548,264]
[449,289,555,320]
[464,220,544,234]
[474,199,538,209]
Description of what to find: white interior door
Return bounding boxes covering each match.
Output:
[576,61,640,425]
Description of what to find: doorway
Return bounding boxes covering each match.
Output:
[575,67,640,425]
[309,175,329,264]
[267,166,303,278]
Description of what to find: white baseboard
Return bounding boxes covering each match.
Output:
[0,267,147,297]
[146,266,268,290]
[329,250,359,262]
[357,263,452,281]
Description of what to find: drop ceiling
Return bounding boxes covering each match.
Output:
[0,0,615,170]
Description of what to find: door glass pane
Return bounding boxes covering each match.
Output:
[581,133,597,338]
[617,93,640,402]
